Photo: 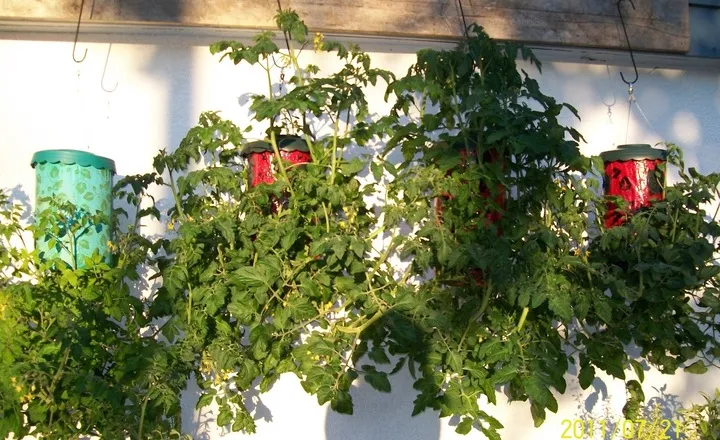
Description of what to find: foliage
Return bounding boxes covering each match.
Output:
[0,190,189,439]
[374,24,720,433]
[680,388,720,440]
[1,8,719,439]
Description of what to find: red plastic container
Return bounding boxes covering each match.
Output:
[600,144,666,228]
[434,138,506,286]
[242,135,312,188]
[434,141,505,231]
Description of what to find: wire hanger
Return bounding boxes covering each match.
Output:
[616,0,638,86]
[72,0,87,63]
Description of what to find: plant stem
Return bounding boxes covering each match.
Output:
[187,284,194,324]
[138,393,150,440]
[47,346,71,426]
[167,170,187,222]
[322,203,331,233]
[269,131,296,198]
[335,308,386,335]
[516,307,529,332]
[459,279,492,351]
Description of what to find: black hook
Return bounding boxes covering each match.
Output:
[73,0,87,63]
[616,0,638,86]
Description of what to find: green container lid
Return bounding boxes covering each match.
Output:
[242,135,310,155]
[600,144,666,162]
[31,149,116,173]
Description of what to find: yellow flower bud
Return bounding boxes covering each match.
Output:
[313,32,325,52]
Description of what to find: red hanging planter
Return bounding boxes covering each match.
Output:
[434,140,506,232]
[433,138,506,286]
[242,135,312,188]
[600,144,666,228]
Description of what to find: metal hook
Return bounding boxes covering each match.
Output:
[72,0,87,63]
[101,44,118,92]
[602,64,617,108]
[616,0,638,86]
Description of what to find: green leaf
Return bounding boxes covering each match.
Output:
[330,390,353,414]
[363,366,391,392]
[368,344,391,364]
[196,393,215,409]
[371,161,383,181]
[232,266,270,288]
[217,406,233,427]
[523,375,556,409]
[629,359,644,383]
[341,158,366,175]
[548,292,572,321]
[530,401,546,427]
[490,365,517,385]
[684,360,708,374]
[455,417,474,435]
[578,363,595,390]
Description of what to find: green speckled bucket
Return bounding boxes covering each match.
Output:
[31,150,115,268]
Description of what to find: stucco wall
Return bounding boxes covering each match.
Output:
[0,31,718,440]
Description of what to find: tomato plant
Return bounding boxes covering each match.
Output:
[1,8,718,439]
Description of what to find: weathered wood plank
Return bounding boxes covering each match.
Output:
[0,0,690,53]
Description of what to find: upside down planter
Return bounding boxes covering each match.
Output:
[600,144,666,228]
[242,135,312,188]
[31,149,116,268]
[433,139,506,231]
[434,138,506,286]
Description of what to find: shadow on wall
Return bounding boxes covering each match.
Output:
[325,366,440,440]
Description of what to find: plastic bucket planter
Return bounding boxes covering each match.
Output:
[600,144,666,228]
[433,138,506,231]
[241,135,312,212]
[242,135,312,188]
[432,136,506,286]
[31,149,116,268]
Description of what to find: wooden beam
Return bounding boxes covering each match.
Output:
[0,0,690,53]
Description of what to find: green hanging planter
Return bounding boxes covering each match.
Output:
[31,149,116,268]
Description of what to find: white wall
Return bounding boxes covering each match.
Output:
[1,30,719,440]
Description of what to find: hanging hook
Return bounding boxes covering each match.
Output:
[72,0,87,63]
[616,0,638,86]
[101,43,118,92]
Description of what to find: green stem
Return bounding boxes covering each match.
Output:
[330,113,340,184]
[459,279,492,351]
[47,346,71,426]
[269,131,296,198]
[516,307,530,332]
[187,284,194,324]
[335,308,386,335]
[137,393,150,440]
[322,203,331,233]
[167,170,187,222]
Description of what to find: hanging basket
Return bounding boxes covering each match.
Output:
[31,149,116,268]
[600,144,666,228]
